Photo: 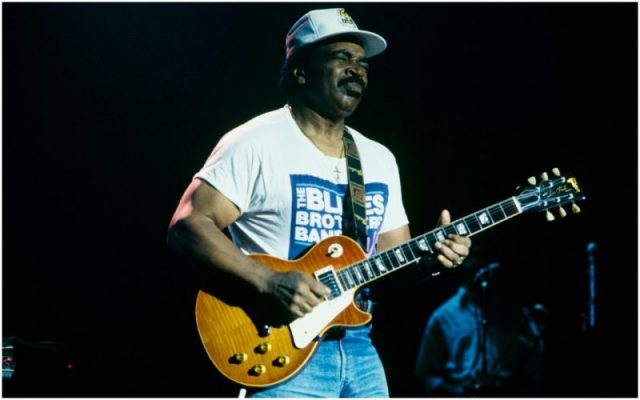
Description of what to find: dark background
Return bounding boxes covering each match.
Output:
[3,2,637,397]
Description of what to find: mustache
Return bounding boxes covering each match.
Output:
[339,76,366,90]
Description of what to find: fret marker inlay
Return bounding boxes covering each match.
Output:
[418,239,430,252]
[363,261,374,279]
[394,249,405,263]
[375,258,387,273]
[479,212,490,225]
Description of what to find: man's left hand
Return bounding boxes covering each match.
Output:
[434,209,472,268]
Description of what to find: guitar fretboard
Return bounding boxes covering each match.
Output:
[335,197,521,291]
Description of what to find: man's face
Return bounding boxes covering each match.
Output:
[301,41,370,120]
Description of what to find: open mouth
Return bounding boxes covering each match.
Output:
[343,82,363,97]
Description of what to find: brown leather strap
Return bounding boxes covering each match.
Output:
[343,128,367,250]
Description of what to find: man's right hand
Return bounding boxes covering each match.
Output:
[264,271,331,320]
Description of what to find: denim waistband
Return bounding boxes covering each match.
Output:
[322,323,372,341]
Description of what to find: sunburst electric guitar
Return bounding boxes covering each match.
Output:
[195,169,585,387]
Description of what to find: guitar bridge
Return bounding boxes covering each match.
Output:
[314,266,342,300]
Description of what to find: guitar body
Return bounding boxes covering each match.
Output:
[195,235,372,388]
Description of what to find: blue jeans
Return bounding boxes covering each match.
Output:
[248,325,389,398]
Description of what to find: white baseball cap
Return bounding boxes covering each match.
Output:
[285,8,387,59]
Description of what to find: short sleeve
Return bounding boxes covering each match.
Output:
[379,153,409,233]
[194,130,261,214]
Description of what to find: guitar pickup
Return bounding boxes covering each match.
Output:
[314,266,343,300]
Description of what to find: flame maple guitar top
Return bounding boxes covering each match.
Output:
[195,235,372,388]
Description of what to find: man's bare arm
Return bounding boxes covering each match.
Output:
[167,179,329,319]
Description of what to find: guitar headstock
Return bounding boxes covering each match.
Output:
[516,168,586,220]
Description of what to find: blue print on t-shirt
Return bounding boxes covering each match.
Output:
[288,175,389,260]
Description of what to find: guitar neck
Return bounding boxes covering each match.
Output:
[335,197,522,290]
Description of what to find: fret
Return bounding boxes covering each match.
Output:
[337,272,348,291]
[336,270,346,290]
[357,263,370,282]
[373,256,388,274]
[352,267,365,285]
[489,204,506,221]
[487,207,498,223]
[352,267,362,285]
[344,270,355,290]
[434,229,447,243]
[464,215,482,233]
[378,252,391,270]
[475,209,493,227]
[502,199,519,216]
[443,225,457,237]
[425,232,439,251]
[409,241,428,256]
[453,219,470,236]
[369,257,381,275]
[416,236,432,253]
[402,242,417,260]
[384,250,401,269]
[360,261,373,280]
[344,269,355,288]
[472,213,485,230]
[363,260,378,278]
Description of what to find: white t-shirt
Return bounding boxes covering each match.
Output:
[195,105,409,260]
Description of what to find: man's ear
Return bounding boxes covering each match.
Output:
[292,66,306,85]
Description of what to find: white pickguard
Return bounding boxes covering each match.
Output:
[289,289,356,349]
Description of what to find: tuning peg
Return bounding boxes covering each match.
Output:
[552,167,561,176]
[558,206,567,218]
[571,203,581,214]
[541,172,549,181]
[527,176,537,185]
[546,210,555,222]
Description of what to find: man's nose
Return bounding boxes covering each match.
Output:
[347,63,367,80]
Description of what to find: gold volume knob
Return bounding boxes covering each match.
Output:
[231,352,248,364]
[250,364,267,376]
[274,355,290,367]
[256,342,272,354]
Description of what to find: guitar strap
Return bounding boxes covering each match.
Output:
[342,128,368,252]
